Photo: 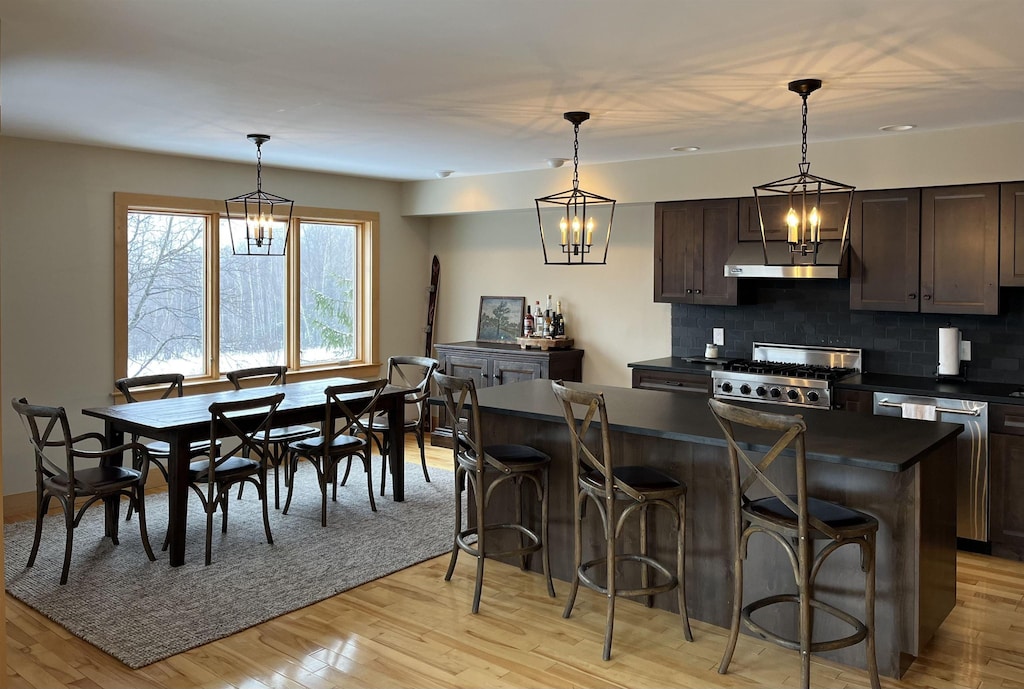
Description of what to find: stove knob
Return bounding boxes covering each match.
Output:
[755,386,768,397]
[807,390,820,403]
[787,389,800,401]
[769,387,781,398]
[739,384,751,395]
[721,382,733,393]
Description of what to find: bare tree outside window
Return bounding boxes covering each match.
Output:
[300,222,357,365]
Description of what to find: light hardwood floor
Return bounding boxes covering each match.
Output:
[6,437,1024,688]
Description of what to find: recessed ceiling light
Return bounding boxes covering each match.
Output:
[879,124,916,132]
[671,146,701,152]
[545,158,568,168]
[435,169,454,178]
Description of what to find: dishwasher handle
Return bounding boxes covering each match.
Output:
[877,398,982,417]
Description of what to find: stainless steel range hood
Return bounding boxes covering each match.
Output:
[723,239,848,279]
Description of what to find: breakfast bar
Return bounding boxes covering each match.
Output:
[472,378,963,679]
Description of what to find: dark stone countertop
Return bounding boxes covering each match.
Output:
[628,357,1024,406]
[474,378,963,473]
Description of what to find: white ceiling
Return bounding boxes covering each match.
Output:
[1,0,1023,182]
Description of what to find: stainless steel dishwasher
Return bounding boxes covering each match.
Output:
[873,392,989,544]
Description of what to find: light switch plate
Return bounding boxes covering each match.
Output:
[960,340,972,361]
[713,328,725,346]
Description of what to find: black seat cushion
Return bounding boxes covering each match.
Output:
[291,433,364,454]
[583,465,681,491]
[51,465,142,489]
[484,444,549,467]
[187,456,259,480]
[267,425,319,442]
[747,495,873,529]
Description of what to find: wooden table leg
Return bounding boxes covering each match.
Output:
[102,422,124,540]
[167,436,190,566]
[387,395,405,502]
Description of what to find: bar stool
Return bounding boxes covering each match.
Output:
[551,380,692,661]
[432,371,555,613]
[707,398,880,689]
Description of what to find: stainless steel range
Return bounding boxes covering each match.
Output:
[711,342,862,410]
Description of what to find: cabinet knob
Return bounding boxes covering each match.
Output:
[694,289,702,294]
[909,293,917,300]
[686,289,693,294]
[923,294,932,301]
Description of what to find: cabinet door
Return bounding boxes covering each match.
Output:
[654,202,696,302]
[492,358,543,385]
[833,388,873,414]
[691,198,738,305]
[990,432,1024,560]
[849,189,921,312]
[1000,183,1024,286]
[739,193,850,242]
[631,369,710,395]
[921,184,999,314]
[445,353,491,388]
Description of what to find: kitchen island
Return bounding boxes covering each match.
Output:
[473,378,962,678]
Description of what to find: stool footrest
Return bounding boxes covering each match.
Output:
[578,554,678,598]
[455,523,542,560]
[742,593,868,653]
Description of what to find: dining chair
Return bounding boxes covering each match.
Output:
[11,397,157,584]
[225,365,319,508]
[284,378,387,526]
[367,355,439,495]
[551,380,692,660]
[114,373,217,519]
[184,391,285,566]
[707,398,880,689]
[432,371,555,613]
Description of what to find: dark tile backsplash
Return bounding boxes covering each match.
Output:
[671,279,1024,384]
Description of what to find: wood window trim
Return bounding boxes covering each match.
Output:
[113,192,380,395]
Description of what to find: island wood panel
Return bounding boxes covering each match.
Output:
[472,381,958,679]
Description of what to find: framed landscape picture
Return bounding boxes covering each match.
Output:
[476,296,525,343]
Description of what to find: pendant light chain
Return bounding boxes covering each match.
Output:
[571,122,581,191]
[799,91,810,173]
[255,140,264,192]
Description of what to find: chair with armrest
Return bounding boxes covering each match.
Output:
[707,398,880,689]
[433,371,555,613]
[185,391,285,566]
[225,365,319,508]
[551,380,692,660]
[284,378,388,525]
[11,397,157,584]
[367,355,439,495]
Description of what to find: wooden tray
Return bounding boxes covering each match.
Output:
[516,336,574,351]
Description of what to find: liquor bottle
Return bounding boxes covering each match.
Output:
[555,300,565,337]
[523,304,534,337]
[535,300,543,334]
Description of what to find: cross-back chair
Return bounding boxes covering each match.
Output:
[183,391,285,566]
[284,378,387,526]
[11,397,156,584]
[551,380,692,660]
[707,398,880,689]
[367,355,439,495]
[114,373,217,519]
[225,365,318,508]
[433,371,555,614]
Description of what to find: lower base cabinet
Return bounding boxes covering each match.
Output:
[989,405,1024,560]
[430,341,584,447]
[631,368,710,395]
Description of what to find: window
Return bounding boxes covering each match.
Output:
[115,193,379,385]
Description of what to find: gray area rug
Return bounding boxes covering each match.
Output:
[4,462,455,668]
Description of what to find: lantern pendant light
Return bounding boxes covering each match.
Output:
[753,79,854,264]
[535,111,616,265]
[224,134,294,256]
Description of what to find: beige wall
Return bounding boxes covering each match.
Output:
[0,136,429,496]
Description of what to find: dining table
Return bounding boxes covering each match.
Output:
[83,376,411,566]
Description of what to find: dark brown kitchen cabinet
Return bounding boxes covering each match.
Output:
[850,184,998,315]
[990,403,1024,560]
[738,193,850,242]
[921,184,999,314]
[849,188,921,312]
[654,199,738,305]
[833,388,873,414]
[631,368,711,395]
[1000,182,1024,286]
[430,341,584,446]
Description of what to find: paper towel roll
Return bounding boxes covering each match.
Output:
[938,327,960,376]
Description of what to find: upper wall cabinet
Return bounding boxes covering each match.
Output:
[850,189,921,312]
[1000,183,1024,287]
[654,199,738,305]
[851,184,998,315]
[738,193,850,242]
